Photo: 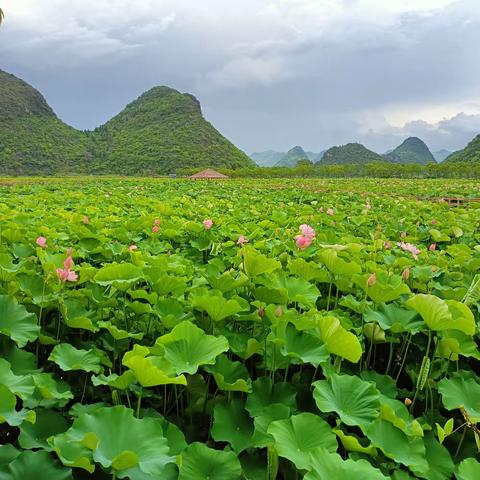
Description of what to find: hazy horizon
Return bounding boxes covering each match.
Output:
[1,0,479,154]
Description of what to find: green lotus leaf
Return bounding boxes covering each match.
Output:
[455,458,480,480]
[436,330,480,361]
[438,372,480,422]
[0,294,40,347]
[178,442,242,480]
[462,274,480,307]
[246,377,297,417]
[268,412,337,470]
[280,322,329,366]
[61,299,98,332]
[191,292,243,321]
[405,294,475,335]
[378,395,423,437]
[363,419,428,474]
[29,372,74,408]
[94,263,143,289]
[422,433,454,480]
[333,427,377,456]
[205,269,249,293]
[288,257,329,282]
[313,373,380,426]
[154,320,229,374]
[304,447,388,480]
[122,350,187,387]
[318,315,362,363]
[242,246,281,278]
[360,371,398,398]
[264,273,320,308]
[318,249,362,275]
[91,371,136,390]
[0,445,20,467]
[429,229,450,242]
[19,409,69,451]
[356,273,410,303]
[364,303,423,334]
[2,344,39,375]
[49,405,175,478]
[98,320,144,340]
[251,403,291,448]
[0,384,36,426]
[212,398,254,454]
[0,358,35,399]
[204,354,251,392]
[48,344,103,373]
[0,450,73,480]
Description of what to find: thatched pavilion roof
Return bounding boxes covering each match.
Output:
[189,168,229,179]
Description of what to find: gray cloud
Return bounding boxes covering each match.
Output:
[0,0,479,154]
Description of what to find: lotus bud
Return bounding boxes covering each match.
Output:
[402,267,410,281]
[404,397,412,406]
[275,306,283,317]
[367,272,377,287]
[429,243,436,251]
[257,307,265,318]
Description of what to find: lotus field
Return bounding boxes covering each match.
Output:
[1,177,480,480]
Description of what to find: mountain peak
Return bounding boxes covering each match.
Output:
[384,137,435,164]
[318,143,384,165]
[0,69,56,119]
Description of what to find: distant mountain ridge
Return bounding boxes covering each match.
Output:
[383,137,435,164]
[433,149,452,163]
[444,135,480,164]
[0,69,253,175]
[318,143,385,165]
[250,147,325,167]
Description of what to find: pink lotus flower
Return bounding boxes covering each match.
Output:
[203,219,213,229]
[327,208,334,216]
[154,219,161,226]
[56,253,77,282]
[295,235,313,250]
[384,241,392,249]
[367,272,377,286]
[128,245,138,251]
[397,242,421,260]
[319,207,324,212]
[299,224,315,239]
[82,216,89,225]
[63,256,74,270]
[365,201,372,210]
[36,236,47,248]
[237,235,248,245]
[402,267,410,280]
[56,268,78,282]
[429,243,436,251]
[152,225,159,234]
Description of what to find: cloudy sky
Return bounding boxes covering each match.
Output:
[1,0,480,154]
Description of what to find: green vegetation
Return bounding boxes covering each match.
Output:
[384,137,436,165]
[250,150,285,167]
[1,177,479,479]
[275,146,309,167]
[445,134,480,164]
[318,142,385,165]
[0,70,253,175]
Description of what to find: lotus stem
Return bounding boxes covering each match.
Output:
[136,387,143,418]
